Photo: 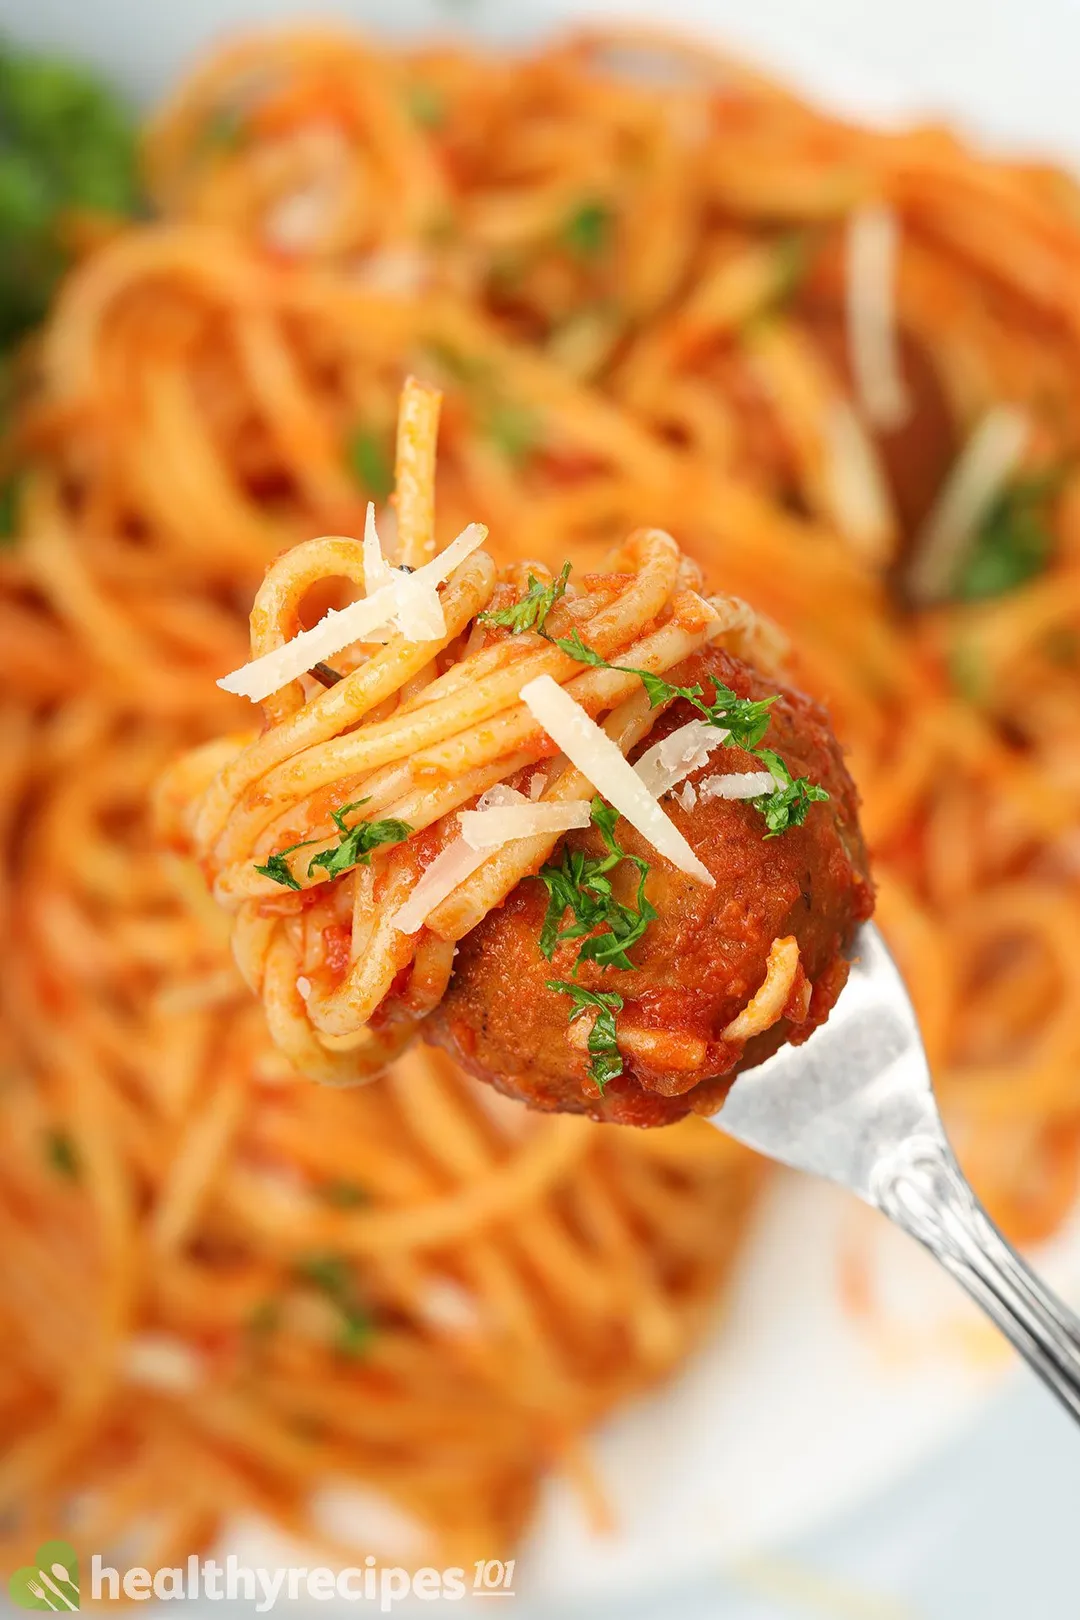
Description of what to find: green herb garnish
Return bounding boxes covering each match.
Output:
[294,1251,373,1358]
[753,749,830,837]
[44,1126,79,1180]
[562,199,613,262]
[319,1178,368,1209]
[406,82,445,130]
[347,428,394,501]
[954,473,1059,601]
[305,800,412,881]
[483,398,541,463]
[536,796,656,973]
[0,472,19,543]
[254,835,321,891]
[479,561,571,636]
[547,981,624,1091]
[198,103,245,155]
[0,44,140,347]
[551,631,826,834]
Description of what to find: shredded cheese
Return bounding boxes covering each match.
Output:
[391,839,489,936]
[459,800,593,850]
[520,675,715,885]
[218,522,487,701]
[846,204,911,430]
[122,1333,204,1394]
[908,406,1029,603]
[391,784,524,935]
[697,770,777,802]
[823,399,897,566]
[634,718,729,799]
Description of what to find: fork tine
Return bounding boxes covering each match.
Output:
[712,924,944,1200]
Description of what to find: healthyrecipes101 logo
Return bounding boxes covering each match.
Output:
[7,1545,517,1609]
[8,1540,81,1610]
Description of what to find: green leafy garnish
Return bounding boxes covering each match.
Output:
[0,44,140,347]
[0,471,19,543]
[483,398,541,463]
[479,561,571,636]
[752,749,830,837]
[551,631,825,834]
[954,474,1058,602]
[44,1126,79,1180]
[347,427,394,501]
[294,1251,374,1358]
[769,231,811,310]
[536,796,655,973]
[547,981,624,1091]
[551,632,776,748]
[254,835,321,891]
[561,199,613,262]
[198,103,246,154]
[247,1298,281,1342]
[406,82,445,130]
[319,1178,368,1209]
[306,800,412,881]
[948,639,988,704]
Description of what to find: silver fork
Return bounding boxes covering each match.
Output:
[711,922,1080,1420]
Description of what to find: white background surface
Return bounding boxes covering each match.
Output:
[3,1,1080,1614]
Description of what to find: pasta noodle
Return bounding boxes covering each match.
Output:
[3,16,1080,1572]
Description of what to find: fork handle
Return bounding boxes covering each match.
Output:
[873,1134,1080,1423]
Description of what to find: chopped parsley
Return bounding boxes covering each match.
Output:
[536,796,656,973]
[347,427,394,502]
[0,471,19,543]
[547,981,624,1091]
[0,43,140,348]
[246,1298,281,1342]
[406,82,445,130]
[294,1251,373,1358]
[562,199,613,262]
[255,803,411,888]
[306,801,412,881]
[254,835,321,891]
[550,627,827,836]
[483,398,541,463]
[769,231,811,311]
[318,1178,368,1208]
[753,749,830,837]
[197,103,246,155]
[479,561,571,636]
[953,472,1059,602]
[44,1126,79,1180]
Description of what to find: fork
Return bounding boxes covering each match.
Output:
[711,921,1080,1420]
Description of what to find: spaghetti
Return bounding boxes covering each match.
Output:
[161,376,846,1101]
[2,15,1080,1573]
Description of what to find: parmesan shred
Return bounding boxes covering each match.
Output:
[392,784,546,935]
[823,399,896,566]
[907,406,1029,604]
[697,770,777,802]
[122,1333,204,1394]
[459,800,593,851]
[846,204,911,431]
[391,839,489,936]
[218,522,487,701]
[633,718,728,798]
[520,674,715,885]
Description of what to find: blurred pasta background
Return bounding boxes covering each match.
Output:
[1,19,1079,1576]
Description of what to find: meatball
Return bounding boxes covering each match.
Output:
[427,646,874,1126]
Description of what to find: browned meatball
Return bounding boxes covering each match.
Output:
[427,647,874,1126]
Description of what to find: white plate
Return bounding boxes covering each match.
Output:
[6,0,1080,1608]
